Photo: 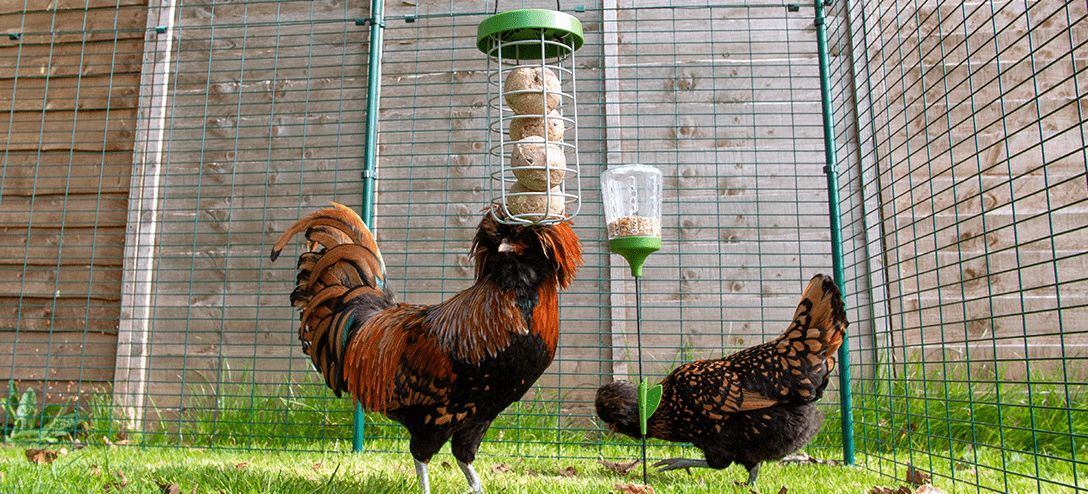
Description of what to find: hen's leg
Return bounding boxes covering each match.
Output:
[652,457,709,473]
[744,462,761,485]
[457,460,484,493]
[414,459,430,494]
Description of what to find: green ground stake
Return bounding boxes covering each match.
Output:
[354,0,386,454]
[637,378,662,436]
[814,0,854,466]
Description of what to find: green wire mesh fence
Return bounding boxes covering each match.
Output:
[827,0,1088,491]
[1,0,1086,492]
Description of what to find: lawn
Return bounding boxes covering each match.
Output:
[0,441,892,494]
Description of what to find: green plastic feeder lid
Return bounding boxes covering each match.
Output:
[477,9,584,60]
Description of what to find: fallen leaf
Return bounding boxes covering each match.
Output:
[234,462,248,470]
[440,461,452,470]
[525,469,539,477]
[915,485,949,494]
[24,449,60,465]
[779,452,841,466]
[558,466,578,477]
[492,463,511,474]
[156,481,182,494]
[612,483,656,494]
[870,486,912,494]
[906,464,931,487]
[598,459,641,476]
[311,461,324,471]
[777,486,789,494]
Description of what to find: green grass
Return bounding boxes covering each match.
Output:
[5,362,1088,493]
[0,442,887,494]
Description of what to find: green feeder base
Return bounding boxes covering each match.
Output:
[609,236,661,278]
[477,9,584,60]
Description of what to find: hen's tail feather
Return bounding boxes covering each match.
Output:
[271,203,396,396]
[771,273,849,402]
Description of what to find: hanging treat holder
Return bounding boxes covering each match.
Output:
[601,164,664,277]
[477,9,583,225]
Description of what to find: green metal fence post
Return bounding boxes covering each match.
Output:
[354,0,385,453]
[814,0,855,466]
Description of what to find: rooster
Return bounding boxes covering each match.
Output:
[595,273,847,485]
[271,203,582,494]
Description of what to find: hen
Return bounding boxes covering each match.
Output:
[271,203,582,494]
[595,273,847,485]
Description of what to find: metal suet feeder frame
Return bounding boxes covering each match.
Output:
[477,9,583,225]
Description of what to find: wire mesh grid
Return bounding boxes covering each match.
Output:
[828,0,1088,491]
[4,0,1085,491]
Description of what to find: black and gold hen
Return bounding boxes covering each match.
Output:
[595,273,847,485]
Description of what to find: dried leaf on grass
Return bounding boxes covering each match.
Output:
[156,481,182,494]
[870,486,912,494]
[104,470,129,492]
[492,463,512,474]
[871,485,946,494]
[440,461,452,470]
[598,459,641,476]
[611,482,656,494]
[102,436,132,449]
[558,466,578,477]
[24,448,65,465]
[776,487,789,494]
[779,452,842,466]
[906,464,932,487]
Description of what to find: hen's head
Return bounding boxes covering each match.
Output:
[471,209,583,291]
[595,380,642,438]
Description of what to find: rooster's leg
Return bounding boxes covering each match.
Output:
[652,457,709,473]
[414,459,430,494]
[457,459,484,493]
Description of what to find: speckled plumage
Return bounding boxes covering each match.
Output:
[595,273,847,485]
[272,204,582,493]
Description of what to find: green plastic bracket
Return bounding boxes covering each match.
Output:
[609,236,661,278]
[637,378,663,436]
[476,9,584,59]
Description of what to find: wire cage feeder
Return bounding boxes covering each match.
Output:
[476,9,583,225]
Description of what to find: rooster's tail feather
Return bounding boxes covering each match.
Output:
[271,203,396,395]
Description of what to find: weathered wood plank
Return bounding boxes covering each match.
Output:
[0,227,126,266]
[0,39,145,79]
[0,7,147,44]
[0,151,132,196]
[0,194,129,227]
[0,74,140,111]
[0,330,117,385]
[1,0,146,15]
[0,264,123,300]
[0,296,120,332]
[0,107,137,151]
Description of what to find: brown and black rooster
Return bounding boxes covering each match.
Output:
[595,273,847,485]
[271,203,582,494]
